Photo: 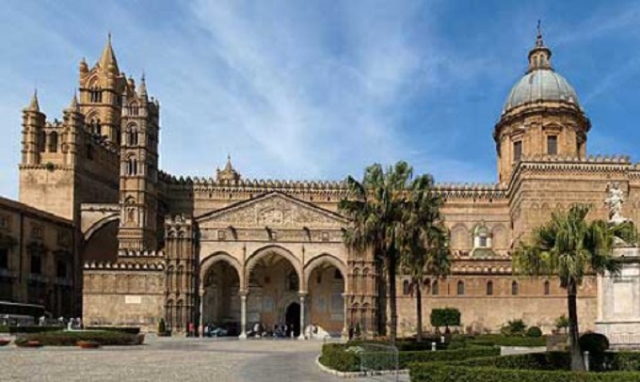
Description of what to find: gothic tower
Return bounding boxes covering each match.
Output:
[78,34,128,145]
[494,28,591,184]
[116,75,161,251]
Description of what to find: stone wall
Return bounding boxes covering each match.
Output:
[82,268,165,331]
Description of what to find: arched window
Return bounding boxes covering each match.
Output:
[424,279,431,295]
[165,299,174,328]
[90,86,102,103]
[288,271,299,291]
[486,281,494,296]
[127,156,138,175]
[432,280,439,296]
[352,269,359,295]
[176,300,183,331]
[511,281,519,296]
[48,132,58,153]
[457,280,465,296]
[403,280,411,296]
[128,130,138,146]
[176,266,183,293]
[544,280,550,295]
[38,131,46,153]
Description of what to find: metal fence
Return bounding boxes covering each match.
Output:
[354,342,399,382]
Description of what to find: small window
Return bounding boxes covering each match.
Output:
[547,135,558,155]
[577,140,583,157]
[56,260,67,279]
[479,236,487,247]
[511,281,519,296]
[513,141,522,162]
[486,281,493,296]
[431,281,439,296]
[31,225,43,239]
[0,216,8,229]
[0,248,8,269]
[217,230,226,241]
[30,255,42,275]
[288,272,299,291]
[544,280,550,295]
[403,280,411,295]
[334,269,343,280]
[457,281,465,295]
[48,132,58,153]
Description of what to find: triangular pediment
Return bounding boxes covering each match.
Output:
[196,191,348,228]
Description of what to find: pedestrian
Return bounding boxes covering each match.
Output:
[188,322,195,337]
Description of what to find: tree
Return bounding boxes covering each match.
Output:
[398,174,450,342]
[339,161,414,345]
[430,308,461,332]
[513,204,634,371]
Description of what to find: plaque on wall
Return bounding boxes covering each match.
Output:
[125,295,142,304]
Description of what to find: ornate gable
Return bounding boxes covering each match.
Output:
[196,192,348,228]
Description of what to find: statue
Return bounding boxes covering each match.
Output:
[605,183,627,224]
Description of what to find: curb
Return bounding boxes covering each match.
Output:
[315,355,409,378]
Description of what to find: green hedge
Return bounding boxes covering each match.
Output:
[319,344,360,372]
[456,334,546,347]
[348,338,448,352]
[85,327,141,335]
[410,363,640,382]
[319,343,499,372]
[14,331,142,346]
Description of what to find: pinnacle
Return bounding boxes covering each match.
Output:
[138,73,147,96]
[98,33,119,74]
[27,89,40,112]
[68,91,79,112]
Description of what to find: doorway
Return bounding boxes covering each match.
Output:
[285,302,301,337]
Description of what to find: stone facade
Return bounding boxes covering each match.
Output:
[0,196,77,318]
[7,32,634,336]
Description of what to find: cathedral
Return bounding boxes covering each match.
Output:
[9,30,637,337]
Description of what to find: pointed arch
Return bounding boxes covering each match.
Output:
[48,131,58,153]
[244,245,301,291]
[303,253,348,293]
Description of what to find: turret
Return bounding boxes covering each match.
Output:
[21,90,46,165]
[62,93,84,165]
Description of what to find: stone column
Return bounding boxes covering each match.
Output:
[341,292,349,339]
[298,292,307,340]
[199,288,205,336]
[239,291,248,339]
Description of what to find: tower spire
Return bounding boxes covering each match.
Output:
[26,89,40,112]
[98,33,119,74]
[138,72,147,96]
[68,91,79,112]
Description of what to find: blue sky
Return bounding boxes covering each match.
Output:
[2,0,640,199]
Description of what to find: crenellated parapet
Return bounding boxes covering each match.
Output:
[84,260,165,271]
[434,183,506,200]
[117,249,165,258]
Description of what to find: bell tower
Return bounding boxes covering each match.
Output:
[78,34,127,145]
[116,75,161,251]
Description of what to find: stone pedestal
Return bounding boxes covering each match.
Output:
[595,246,640,349]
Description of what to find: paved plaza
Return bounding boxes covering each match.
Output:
[0,336,407,382]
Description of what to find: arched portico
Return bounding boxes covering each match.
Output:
[240,245,304,339]
[305,253,348,336]
[200,253,242,335]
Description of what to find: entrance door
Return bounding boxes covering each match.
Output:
[285,302,301,337]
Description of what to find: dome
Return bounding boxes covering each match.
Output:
[503,69,581,112]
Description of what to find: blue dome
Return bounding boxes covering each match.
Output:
[503,69,580,112]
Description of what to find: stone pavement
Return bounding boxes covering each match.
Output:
[0,336,409,382]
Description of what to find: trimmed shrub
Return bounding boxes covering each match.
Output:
[501,319,526,336]
[397,348,499,369]
[85,327,141,335]
[14,330,141,346]
[463,334,546,347]
[579,332,609,355]
[430,308,461,330]
[410,363,640,382]
[526,326,542,338]
[318,343,360,372]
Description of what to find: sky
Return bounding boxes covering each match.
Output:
[2,0,640,199]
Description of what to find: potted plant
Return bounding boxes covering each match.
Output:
[77,340,100,349]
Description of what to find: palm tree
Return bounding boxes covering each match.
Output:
[339,161,413,345]
[398,174,451,342]
[513,204,635,371]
